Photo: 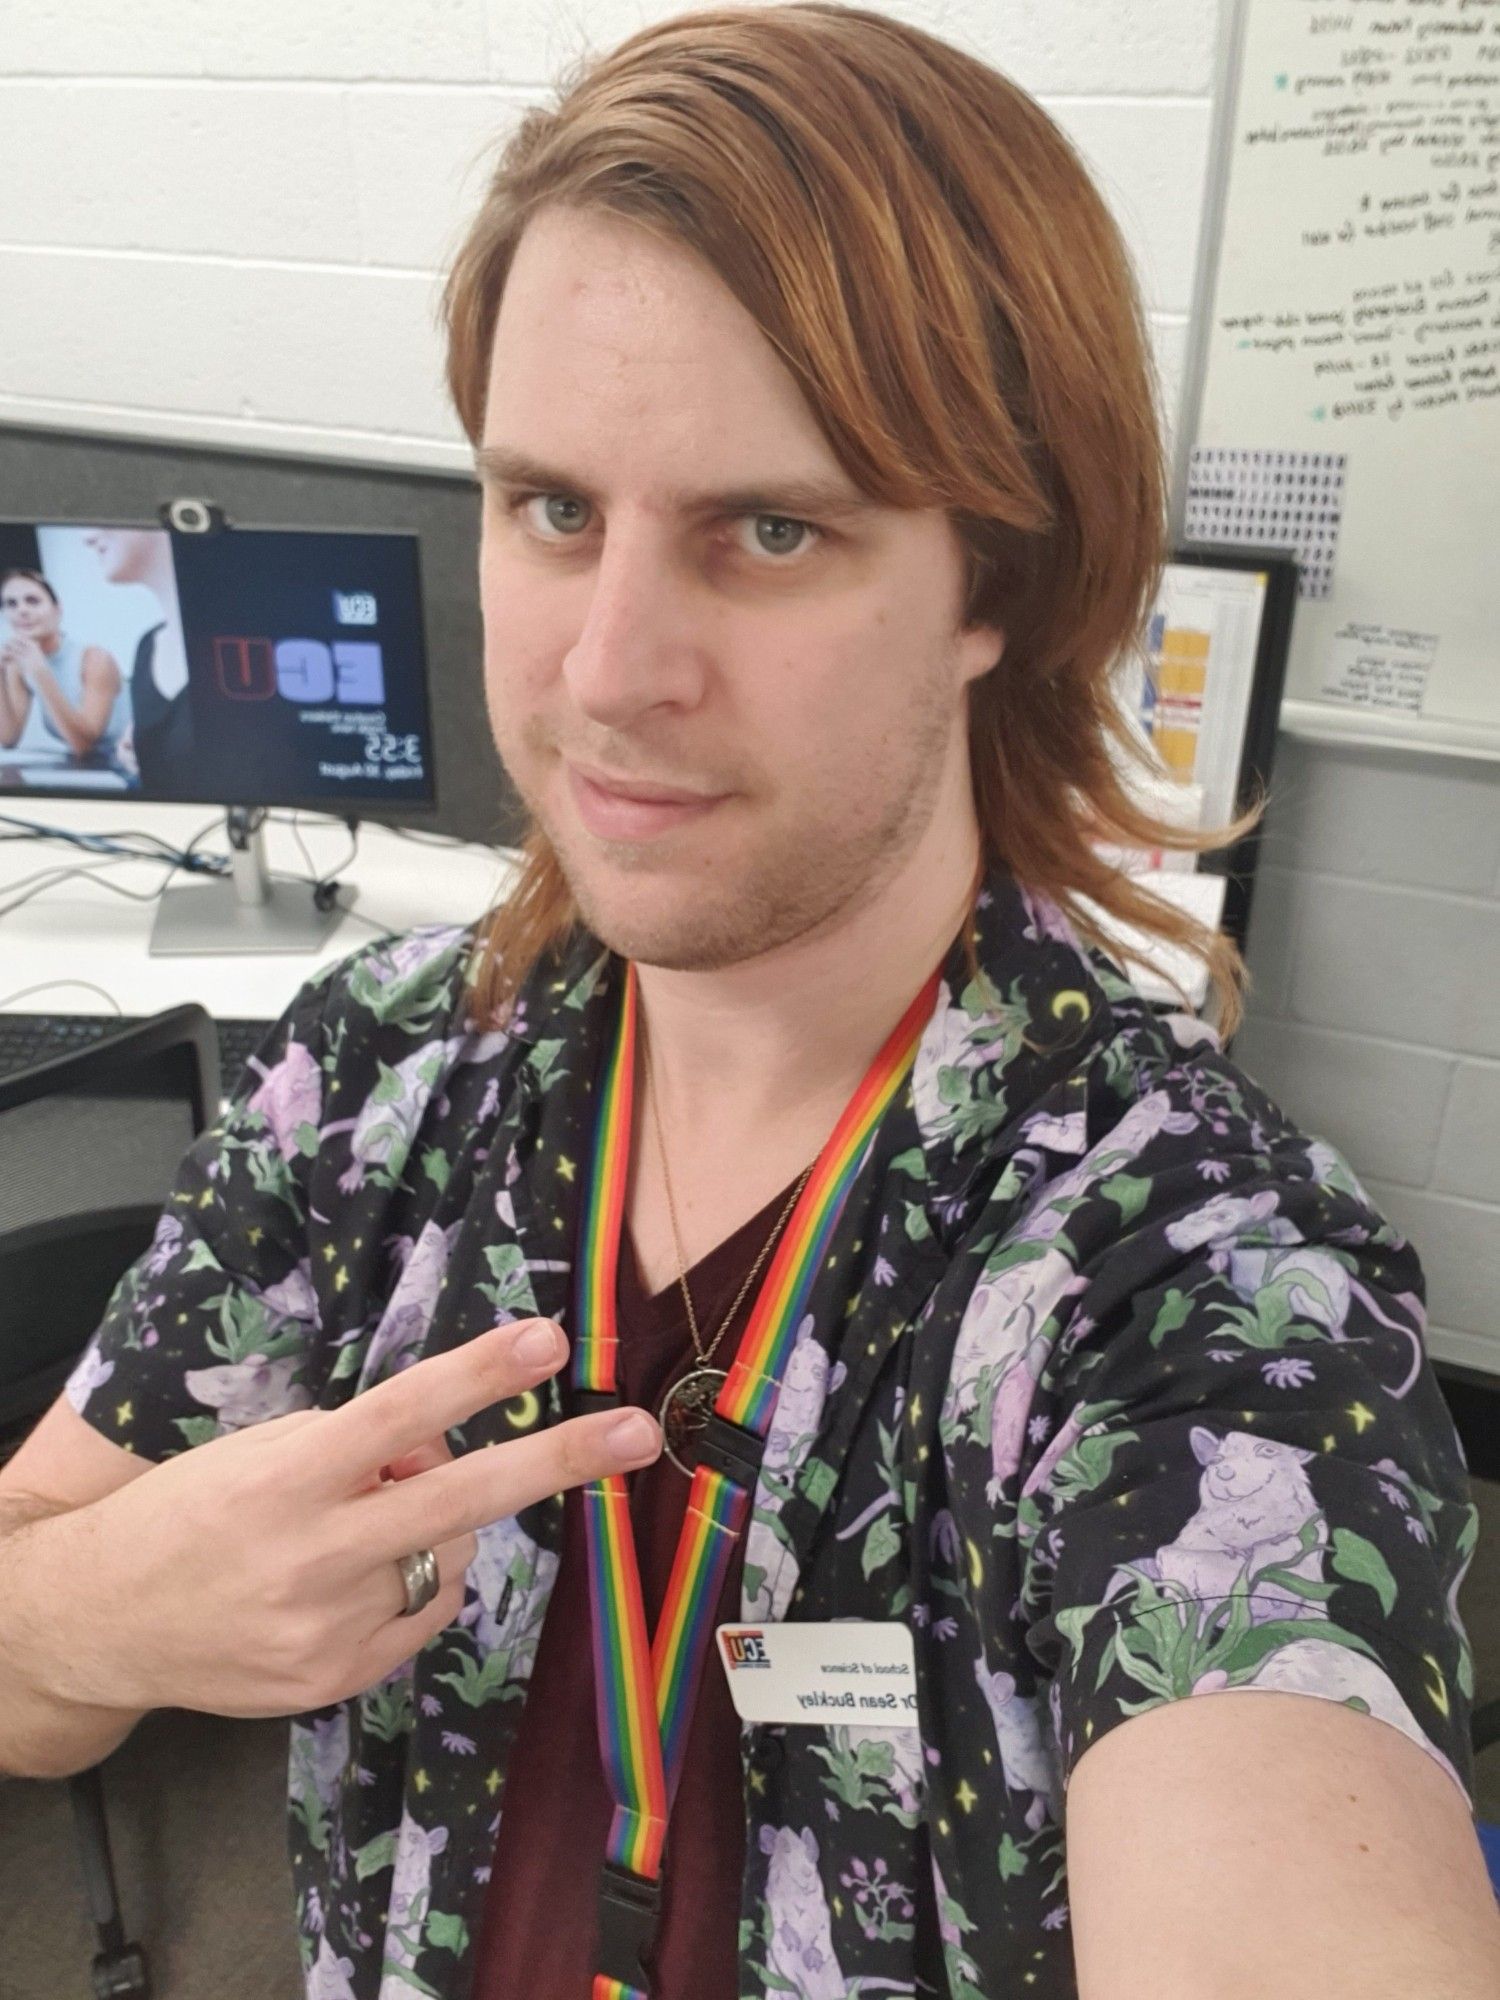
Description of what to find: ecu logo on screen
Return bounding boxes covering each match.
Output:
[211,634,387,705]
[720,1629,771,1669]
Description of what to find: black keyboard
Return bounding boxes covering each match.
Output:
[0,1011,276,1086]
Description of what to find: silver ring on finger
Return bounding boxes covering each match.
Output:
[395,1547,441,1618]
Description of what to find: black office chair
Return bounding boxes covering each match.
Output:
[0,1004,220,2000]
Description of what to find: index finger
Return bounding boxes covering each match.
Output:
[305,1320,567,1493]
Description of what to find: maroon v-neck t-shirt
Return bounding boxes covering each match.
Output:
[471,1175,802,1998]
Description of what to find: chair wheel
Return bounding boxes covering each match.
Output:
[90,1942,150,1999]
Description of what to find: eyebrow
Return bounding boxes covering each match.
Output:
[473,445,881,523]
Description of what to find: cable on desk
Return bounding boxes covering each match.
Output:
[0,811,230,922]
[0,811,229,875]
[0,977,124,1013]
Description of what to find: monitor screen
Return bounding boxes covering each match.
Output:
[0,519,438,811]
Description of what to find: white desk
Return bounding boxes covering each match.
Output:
[0,799,1225,1022]
[0,800,519,1023]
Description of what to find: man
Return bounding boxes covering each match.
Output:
[1,7,1495,1999]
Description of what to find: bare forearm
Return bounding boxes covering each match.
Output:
[28,668,95,756]
[0,1497,148,1781]
[0,675,25,745]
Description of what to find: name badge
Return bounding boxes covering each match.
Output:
[715,1620,917,1725]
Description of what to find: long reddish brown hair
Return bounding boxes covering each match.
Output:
[442,2,1257,1035]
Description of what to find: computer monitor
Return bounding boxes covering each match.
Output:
[0,514,438,953]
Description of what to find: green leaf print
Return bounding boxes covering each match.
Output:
[1099,1173,1151,1225]
[799,1457,840,1511]
[172,1415,221,1450]
[372,1060,406,1106]
[432,1642,525,1709]
[527,1038,567,1089]
[1043,1412,1135,1507]
[1215,1616,1379,1683]
[425,1911,469,1956]
[1147,1287,1195,1348]
[354,1829,398,1880]
[245,1141,300,1211]
[1329,1527,1398,1616]
[378,1955,443,1998]
[477,1243,539,1319]
[359,1681,415,1743]
[294,1120,319,1158]
[809,1732,897,1812]
[421,1145,450,1192]
[998,1832,1028,1879]
[329,1340,363,1383]
[209,1288,272,1363]
[861,1512,902,1579]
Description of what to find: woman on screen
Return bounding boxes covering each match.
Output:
[82,526,195,794]
[0,567,132,766]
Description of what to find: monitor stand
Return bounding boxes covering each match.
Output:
[149,805,357,957]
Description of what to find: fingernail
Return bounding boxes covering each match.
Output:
[607,1411,660,1462]
[515,1322,563,1367]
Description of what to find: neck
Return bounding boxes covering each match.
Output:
[632,803,982,1145]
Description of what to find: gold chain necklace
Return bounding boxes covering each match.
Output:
[641,1024,814,1472]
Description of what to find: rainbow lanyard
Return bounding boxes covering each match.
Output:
[572,956,940,2000]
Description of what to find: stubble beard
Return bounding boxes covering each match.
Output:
[506,683,959,974]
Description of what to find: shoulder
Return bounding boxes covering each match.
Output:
[939,988,1404,1364]
[79,643,121,678]
[228,919,495,1125]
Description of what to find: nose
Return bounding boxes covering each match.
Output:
[560,519,705,731]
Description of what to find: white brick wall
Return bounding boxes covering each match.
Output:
[0,0,1212,469]
[1236,737,1500,1377]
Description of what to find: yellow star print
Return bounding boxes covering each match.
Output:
[334,1265,350,1293]
[116,1401,133,1428]
[954,1779,979,1813]
[1347,1401,1375,1435]
[557,1154,576,1183]
[485,1768,502,1797]
[413,1768,430,1794]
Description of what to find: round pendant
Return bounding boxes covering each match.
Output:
[657,1366,729,1476]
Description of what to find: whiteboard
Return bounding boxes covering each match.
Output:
[1171,0,1500,759]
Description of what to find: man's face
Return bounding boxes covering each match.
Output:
[477,205,1001,972]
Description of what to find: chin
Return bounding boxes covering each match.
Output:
[559,858,762,971]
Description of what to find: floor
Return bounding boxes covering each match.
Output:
[5,1477,1500,2000]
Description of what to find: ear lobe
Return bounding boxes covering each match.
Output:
[958,623,1005,687]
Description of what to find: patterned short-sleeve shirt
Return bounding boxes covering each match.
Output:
[67,865,1479,2000]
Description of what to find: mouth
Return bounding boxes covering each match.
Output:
[565,760,727,842]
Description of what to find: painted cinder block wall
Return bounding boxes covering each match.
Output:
[3,0,1496,1369]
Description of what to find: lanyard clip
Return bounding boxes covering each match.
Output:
[595,1859,661,1992]
[572,1385,620,1418]
[696,1410,763,1489]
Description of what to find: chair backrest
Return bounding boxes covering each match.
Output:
[0,1007,221,1421]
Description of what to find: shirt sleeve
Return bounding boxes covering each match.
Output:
[1007,1171,1480,1809]
[62,960,345,1464]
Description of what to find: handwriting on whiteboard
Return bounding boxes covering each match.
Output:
[1320,621,1439,715]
